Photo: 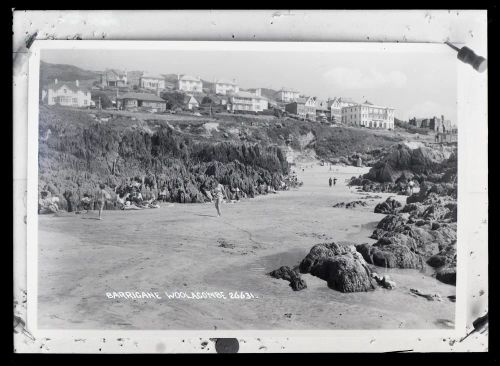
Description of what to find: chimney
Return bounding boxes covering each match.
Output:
[177,74,180,81]
[75,80,79,87]
[55,78,58,84]
[441,114,445,122]
[233,78,236,85]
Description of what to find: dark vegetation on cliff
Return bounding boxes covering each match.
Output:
[39,106,290,208]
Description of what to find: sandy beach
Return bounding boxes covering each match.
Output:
[38,162,455,330]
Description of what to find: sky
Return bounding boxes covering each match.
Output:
[41,48,457,123]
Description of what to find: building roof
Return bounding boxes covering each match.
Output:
[103,69,127,81]
[117,92,166,102]
[46,81,89,93]
[279,87,299,93]
[216,78,237,85]
[232,91,264,99]
[179,75,201,82]
[294,97,307,104]
[141,73,165,80]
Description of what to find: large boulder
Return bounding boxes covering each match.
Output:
[374,197,403,214]
[356,243,423,269]
[299,243,376,292]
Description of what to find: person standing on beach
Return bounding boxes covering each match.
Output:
[333,177,337,186]
[214,181,225,217]
[97,183,111,220]
[408,178,415,196]
[329,177,332,187]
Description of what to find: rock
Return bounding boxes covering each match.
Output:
[269,266,307,291]
[356,243,423,269]
[375,214,407,232]
[372,272,396,289]
[431,222,441,230]
[299,243,375,292]
[410,288,443,301]
[374,197,403,214]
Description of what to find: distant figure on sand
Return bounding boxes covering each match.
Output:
[97,183,111,220]
[329,177,332,187]
[333,177,337,186]
[214,181,225,217]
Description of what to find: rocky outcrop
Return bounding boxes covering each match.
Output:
[356,243,423,269]
[374,197,403,214]
[269,266,307,291]
[299,243,376,292]
[333,200,368,209]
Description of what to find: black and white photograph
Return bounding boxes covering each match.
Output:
[13,10,488,353]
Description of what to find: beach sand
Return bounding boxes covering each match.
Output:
[38,163,455,330]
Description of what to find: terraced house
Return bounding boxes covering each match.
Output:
[100,69,128,87]
[177,74,203,93]
[214,78,239,95]
[229,90,268,113]
[341,101,395,129]
[328,97,358,123]
[43,79,92,108]
[275,87,300,103]
[140,73,166,91]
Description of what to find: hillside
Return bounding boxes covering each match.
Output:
[40,61,100,87]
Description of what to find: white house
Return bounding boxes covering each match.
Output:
[186,95,200,110]
[177,74,203,93]
[328,97,358,123]
[275,87,300,103]
[43,79,92,108]
[341,100,395,129]
[229,90,268,113]
[214,79,239,95]
[100,69,127,87]
[140,73,166,91]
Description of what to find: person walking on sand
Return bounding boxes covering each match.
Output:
[97,183,111,220]
[333,177,337,186]
[214,181,225,217]
[329,177,332,187]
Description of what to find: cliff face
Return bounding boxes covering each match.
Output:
[38,106,290,208]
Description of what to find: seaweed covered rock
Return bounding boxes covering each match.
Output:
[356,243,423,269]
[374,197,403,214]
[299,243,375,292]
[269,266,307,291]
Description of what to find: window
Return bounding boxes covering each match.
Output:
[64,89,67,94]
[73,98,77,103]
[84,100,88,105]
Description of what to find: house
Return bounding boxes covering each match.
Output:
[304,97,317,120]
[177,74,203,93]
[342,100,395,129]
[185,95,200,110]
[42,79,92,108]
[140,73,166,91]
[328,97,358,123]
[100,69,127,87]
[285,97,307,119]
[126,70,144,88]
[409,115,452,133]
[214,78,239,95]
[229,90,268,113]
[275,87,300,103]
[116,92,166,112]
[314,98,330,121]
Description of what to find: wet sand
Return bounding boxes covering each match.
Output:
[38,163,455,330]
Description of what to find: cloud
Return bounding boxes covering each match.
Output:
[323,67,407,89]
